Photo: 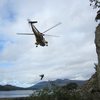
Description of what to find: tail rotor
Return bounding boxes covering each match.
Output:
[27,19,37,24]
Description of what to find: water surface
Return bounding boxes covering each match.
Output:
[0,90,33,98]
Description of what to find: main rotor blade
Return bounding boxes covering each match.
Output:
[42,22,62,33]
[43,34,60,37]
[16,33,34,35]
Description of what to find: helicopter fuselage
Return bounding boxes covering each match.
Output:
[29,22,48,47]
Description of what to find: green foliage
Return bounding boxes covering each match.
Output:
[63,82,78,90]
[89,0,100,22]
[28,84,82,100]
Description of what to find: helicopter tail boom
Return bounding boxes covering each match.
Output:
[28,21,37,24]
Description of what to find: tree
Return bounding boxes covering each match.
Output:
[89,0,100,21]
[65,83,78,90]
[90,0,100,8]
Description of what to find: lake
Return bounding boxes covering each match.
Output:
[0,90,33,98]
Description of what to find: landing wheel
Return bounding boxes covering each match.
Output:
[46,44,48,46]
[45,41,48,46]
[35,42,38,47]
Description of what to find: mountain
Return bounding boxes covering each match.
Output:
[0,79,86,90]
[29,79,86,90]
[0,84,26,91]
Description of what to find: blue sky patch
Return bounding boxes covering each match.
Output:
[4,8,16,22]
[0,61,13,68]
[1,1,17,22]
[0,40,5,51]
[0,37,14,52]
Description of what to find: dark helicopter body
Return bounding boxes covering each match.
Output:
[28,21,48,47]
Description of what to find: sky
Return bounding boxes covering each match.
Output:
[0,0,98,87]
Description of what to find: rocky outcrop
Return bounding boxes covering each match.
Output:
[79,24,100,100]
[95,24,100,90]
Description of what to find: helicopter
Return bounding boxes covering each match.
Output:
[17,19,61,47]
